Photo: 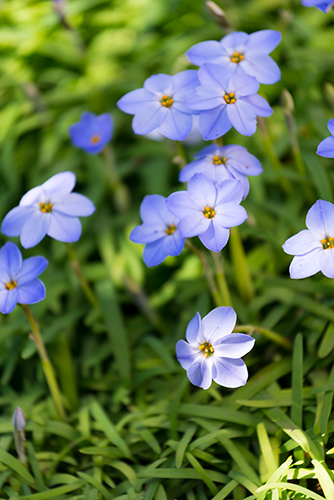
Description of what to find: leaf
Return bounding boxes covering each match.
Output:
[186,452,218,495]
[256,481,327,500]
[312,459,334,500]
[175,426,197,468]
[77,471,112,499]
[291,333,303,427]
[0,448,35,485]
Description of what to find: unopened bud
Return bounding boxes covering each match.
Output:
[13,407,25,432]
[325,82,334,108]
[205,1,231,28]
[281,89,295,114]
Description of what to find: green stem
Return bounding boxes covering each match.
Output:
[186,240,221,307]
[176,141,187,170]
[229,227,254,303]
[211,251,232,307]
[65,242,99,309]
[20,304,66,420]
[102,145,130,213]
[235,324,292,350]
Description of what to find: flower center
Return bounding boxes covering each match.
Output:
[199,342,214,358]
[91,134,101,144]
[230,51,244,64]
[6,281,17,290]
[224,92,236,104]
[321,236,334,250]
[39,202,53,213]
[166,224,177,235]
[212,155,227,165]
[203,206,216,219]
[161,95,174,108]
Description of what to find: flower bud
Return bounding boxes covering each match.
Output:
[205,1,231,28]
[13,407,25,432]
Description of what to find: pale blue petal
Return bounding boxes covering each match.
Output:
[213,357,248,388]
[132,102,167,135]
[163,230,185,256]
[289,249,322,279]
[198,63,231,90]
[199,105,232,141]
[187,359,213,389]
[130,224,166,244]
[246,30,281,53]
[227,74,259,97]
[172,70,199,97]
[282,230,322,256]
[0,242,22,277]
[17,279,45,304]
[194,144,218,158]
[199,222,230,252]
[187,41,223,65]
[176,339,200,369]
[0,288,18,314]
[166,191,199,218]
[47,212,81,242]
[317,137,334,158]
[241,94,273,117]
[241,53,281,84]
[16,257,47,285]
[228,169,249,199]
[1,206,35,237]
[186,86,223,111]
[144,74,173,94]
[320,249,334,278]
[215,334,255,357]
[202,306,237,343]
[305,199,334,235]
[186,312,201,345]
[327,118,334,136]
[142,239,168,267]
[21,212,50,248]
[140,195,170,226]
[227,100,257,136]
[179,213,210,237]
[187,173,217,208]
[215,179,244,205]
[42,172,76,197]
[117,88,155,114]
[158,108,192,141]
[214,204,248,228]
[227,147,263,175]
[220,32,248,51]
[19,186,43,206]
[53,193,96,217]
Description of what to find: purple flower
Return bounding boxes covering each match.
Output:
[187,30,281,85]
[69,112,113,155]
[185,64,273,140]
[0,242,47,314]
[301,0,334,12]
[130,195,185,267]
[166,174,247,253]
[282,200,334,279]
[13,407,26,432]
[1,172,95,249]
[176,307,255,390]
[117,70,199,141]
[317,119,334,157]
[179,144,262,199]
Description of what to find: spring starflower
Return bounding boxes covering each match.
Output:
[69,112,113,155]
[282,200,334,279]
[187,30,281,85]
[185,64,273,140]
[179,144,262,199]
[130,195,185,267]
[301,0,334,12]
[166,174,247,252]
[117,70,199,141]
[176,307,255,390]
[0,242,47,314]
[1,172,96,249]
[317,119,334,157]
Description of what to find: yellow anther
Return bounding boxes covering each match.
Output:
[234,51,239,57]
[230,52,244,64]
[224,92,236,105]
[199,342,214,357]
[230,98,236,103]
[321,239,326,244]
[321,236,334,249]
[230,92,234,97]
[230,57,236,63]
[213,155,224,165]
[203,206,216,219]
[6,281,17,290]
[90,134,101,144]
[161,95,174,108]
[166,224,177,235]
[39,202,53,213]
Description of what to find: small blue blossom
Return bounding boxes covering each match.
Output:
[0,242,47,314]
[13,407,26,432]
[317,119,334,157]
[187,30,281,85]
[130,195,185,267]
[282,200,334,279]
[1,172,96,249]
[117,70,199,141]
[185,64,273,140]
[69,112,113,155]
[179,144,262,199]
[166,173,247,253]
[176,307,255,390]
[301,0,334,12]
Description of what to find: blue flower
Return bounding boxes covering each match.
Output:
[187,30,281,85]
[176,307,255,390]
[1,172,96,249]
[179,144,262,199]
[69,112,113,155]
[301,0,334,12]
[13,407,26,432]
[282,200,334,279]
[0,242,47,314]
[317,119,334,157]
[166,173,247,253]
[117,70,199,141]
[130,195,185,267]
[185,64,273,140]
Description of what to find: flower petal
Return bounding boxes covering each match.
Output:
[140,195,173,226]
[1,206,36,237]
[17,279,45,304]
[179,212,210,237]
[220,32,248,51]
[117,88,155,114]
[186,312,201,345]
[214,204,248,228]
[305,199,334,235]
[186,85,224,111]
[142,239,168,267]
[202,306,237,343]
[327,118,334,136]
[199,105,232,141]
[199,222,229,251]
[42,172,76,197]
[246,30,281,53]
[16,257,48,285]
[241,94,273,117]
[241,53,281,84]
[47,212,82,242]
[19,186,44,206]
[187,173,217,208]
[172,70,200,97]
[289,249,322,279]
[227,100,257,136]
[0,242,22,278]
[176,339,200,369]
[158,108,192,141]
[282,229,322,256]
[227,146,263,176]
[215,333,255,357]
[130,224,166,244]
[227,73,259,97]
[187,41,224,66]
[53,193,96,217]
[187,358,213,389]
[20,212,50,248]
[144,74,173,94]
[132,102,168,135]
[317,137,334,158]
[0,289,18,314]
[198,63,231,90]
[163,230,185,256]
[215,179,244,205]
[319,248,334,278]
[213,357,248,388]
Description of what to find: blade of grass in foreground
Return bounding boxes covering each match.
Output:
[312,459,334,500]
[291,333,303,427]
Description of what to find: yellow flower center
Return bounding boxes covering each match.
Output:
[213,155,227,165]
[6,281,17,290]
[203,206,216,219]
[321,237,334,250]
[91,134,101,144]
[39,202,53,213]
[166,224,177,235]
[230,51,244,64]
[199,342,214,358]
[161,95,174,108]
[224,92,236,104]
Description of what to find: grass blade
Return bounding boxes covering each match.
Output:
[291,333,303,427]
[185,452,218,495]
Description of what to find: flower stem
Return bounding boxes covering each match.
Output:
[20,304,66,420]
[235,324,292,350]
[65,243,99,309]
[211,251,232,307]
[186,240,221,307]
[229,227,254,303]
[175,141,187,170]
[102,145,130,213]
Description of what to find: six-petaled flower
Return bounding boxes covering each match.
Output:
[187,30,281,85]
[0,242,47,314]
[317,119,334,158]
[166,174,247,252]
[179,144,262,199]
[176,306,255,390]
[1,172,96,249]
[69,112,113,155]
[301,0,334,12]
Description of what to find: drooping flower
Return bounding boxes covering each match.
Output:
[117,70,199,141]
[130,195,185,267]
[317,119,334,157]
[179,144,262,199]
[282,199,334,279]
[13,407,26,432]
[187,30,281,85]
[301,0,334,12]
[0,242,47,314]
[176,307,255,390]
[1,172,96,249]
[166,173,247,252]
[68,112,113,155]
[185,63,273,140]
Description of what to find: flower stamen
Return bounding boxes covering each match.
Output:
[6,281,17,290]
[166,224,177,235]
[321,236,334,249]
[230,51,244,64]
[90,134,101,144]
[213,155,227,165]
[199,341,214,358]
[203,206,216,219]
[161,95,174,108]
[39,202,53,213]
[224,92,236,104]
